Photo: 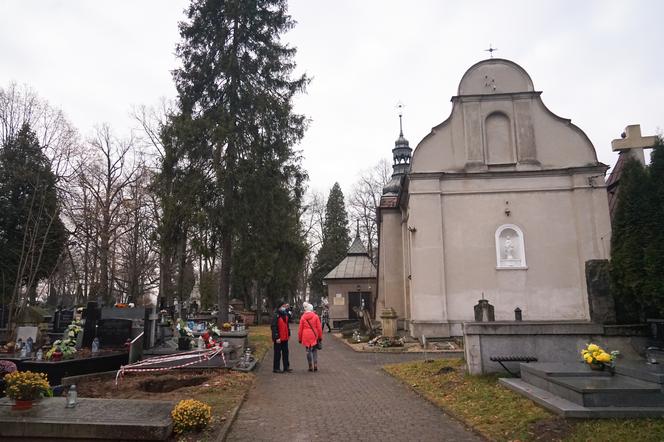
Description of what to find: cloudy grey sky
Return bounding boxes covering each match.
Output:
[1,0,662,196]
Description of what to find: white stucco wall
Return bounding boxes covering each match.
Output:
[407,171,611,329]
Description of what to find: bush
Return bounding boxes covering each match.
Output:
[171,399,212,434]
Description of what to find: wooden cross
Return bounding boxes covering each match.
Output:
[611,124,657,165]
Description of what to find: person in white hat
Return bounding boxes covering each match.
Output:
[298,302,323,372]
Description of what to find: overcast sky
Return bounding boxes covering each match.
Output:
[1,0,662,197]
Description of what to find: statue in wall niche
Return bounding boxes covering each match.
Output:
[504,234,515,259]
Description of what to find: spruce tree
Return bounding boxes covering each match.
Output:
[610,157,652,322]
[309,183,350,303]
[173,0,308,322]
[0,123,66,304]
[643,138,664,316]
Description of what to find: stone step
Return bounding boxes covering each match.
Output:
[520,362,664,408]
[500,378,664,418]
[0,397,174,440]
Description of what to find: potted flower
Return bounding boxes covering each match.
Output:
[176,319,194,350]
[4,370,52,409]
[581,343,619,371]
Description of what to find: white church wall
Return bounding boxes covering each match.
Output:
[377,209,406,318]
[406,169,609,336]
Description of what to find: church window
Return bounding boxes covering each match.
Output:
[485,112,515,164]
[495,224,526,269]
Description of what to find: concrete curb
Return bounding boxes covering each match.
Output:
[333,333,463,355]
[215,345,270,441]
[381,366,490,442]
[215,387,250,442]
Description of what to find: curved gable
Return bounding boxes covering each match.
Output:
[411,59,599,174]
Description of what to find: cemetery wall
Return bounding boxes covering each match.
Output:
[463,321,648,375]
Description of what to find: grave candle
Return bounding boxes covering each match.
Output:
[66,385,77,408]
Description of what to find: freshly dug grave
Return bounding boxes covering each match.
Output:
[139,375,209,393]
[76,369,252,402]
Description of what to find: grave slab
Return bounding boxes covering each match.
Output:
[0,397,174,440]
[500,378,664,418]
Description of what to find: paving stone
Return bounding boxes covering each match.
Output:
[226,327,481,442]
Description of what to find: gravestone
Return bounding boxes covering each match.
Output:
[53,309,74,333]
[129,332,144,363]
[101,307,146,321]
[143,306,158,349]
[586,260,616,324]
[474,299,495,322]
[97,318,132,348]
[15,326,38,345]
[81,302,101,348]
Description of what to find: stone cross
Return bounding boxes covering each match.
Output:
[611,124,657,166]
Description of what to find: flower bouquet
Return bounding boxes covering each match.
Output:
[4,370,52,409]
[176,320,194,350]
[46,321,82,360]
[581,343,619,370]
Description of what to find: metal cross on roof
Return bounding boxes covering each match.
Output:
[396,101,405,135]
[485,44,498,58]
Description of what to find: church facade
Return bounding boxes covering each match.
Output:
[376,58,612,338]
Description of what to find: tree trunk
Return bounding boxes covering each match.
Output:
[217,234,231,325]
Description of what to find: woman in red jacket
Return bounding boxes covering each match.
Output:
[298,302,323,372]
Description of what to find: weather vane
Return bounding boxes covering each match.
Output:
[485,44,498,58]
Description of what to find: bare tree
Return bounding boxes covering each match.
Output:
[77,125,142,305]
[0,82,81,183]
[348,159,391,263]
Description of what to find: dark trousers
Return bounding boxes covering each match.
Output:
[273,340,289,371]
[322,319,332,332]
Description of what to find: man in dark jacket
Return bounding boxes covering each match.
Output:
[271,300,292,373]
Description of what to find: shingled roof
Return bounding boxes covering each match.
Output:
[323,235,377,280]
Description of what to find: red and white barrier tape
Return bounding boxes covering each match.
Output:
[115,347,226,385]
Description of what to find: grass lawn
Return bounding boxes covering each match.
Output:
[383,359,664,442]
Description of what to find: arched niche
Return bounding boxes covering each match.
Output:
[485,112,515,165]
[495,224,527,269]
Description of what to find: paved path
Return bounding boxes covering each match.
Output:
[226,328,482,442]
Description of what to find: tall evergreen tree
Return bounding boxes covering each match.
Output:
[610,157,654,322]
[0,123,66,306]
[309,183,350,303]
[173,0,308,322]
[643,138,664,315]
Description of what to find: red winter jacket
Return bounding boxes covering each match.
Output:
[298,311,323,348]
[277,315,289,341]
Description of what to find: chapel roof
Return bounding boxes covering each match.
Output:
[323,235,376,280]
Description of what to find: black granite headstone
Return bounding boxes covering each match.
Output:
[97,318,132,347]
[82,302,101,347]
[54,309,74,333]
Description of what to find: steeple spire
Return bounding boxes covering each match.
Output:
[398,102,404,137]
[382,101,413,195]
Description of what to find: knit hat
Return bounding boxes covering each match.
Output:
[275,299,285,309]
[303,302,314,312]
